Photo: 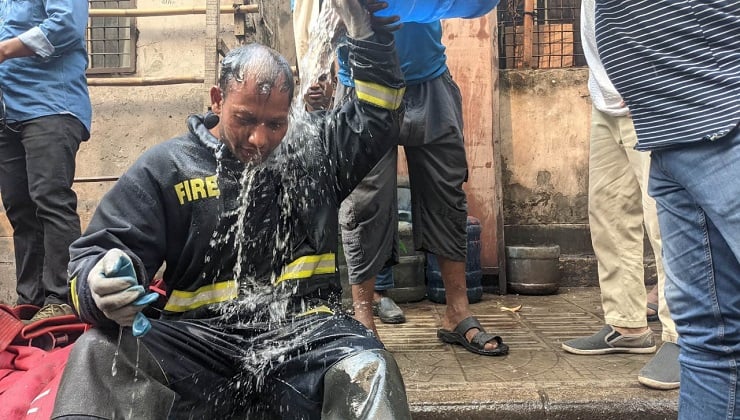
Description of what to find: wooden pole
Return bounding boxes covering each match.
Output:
[490,10,507,294]
[74,176,120,183]
[87,67,298,87]
[522,0,535,68]
[204,0,220,111]
[88,5,258,18]
[87,76,204,86]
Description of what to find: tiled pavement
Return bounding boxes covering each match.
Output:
[377,287,679,419]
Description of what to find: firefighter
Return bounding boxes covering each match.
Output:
[51,1,410,418]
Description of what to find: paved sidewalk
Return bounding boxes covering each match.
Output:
[378,287,678,419]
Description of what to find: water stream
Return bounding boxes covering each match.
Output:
[117,3,352,415]
[296,3,343,110]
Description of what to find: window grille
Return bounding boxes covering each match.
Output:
[87,0,137,74]
[498,0,585,69]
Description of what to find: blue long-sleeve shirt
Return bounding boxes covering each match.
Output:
[338,21,448,87]
[0,0,91,133]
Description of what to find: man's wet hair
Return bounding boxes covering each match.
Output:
[219,43,295,99]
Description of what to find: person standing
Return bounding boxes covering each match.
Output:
[561,0,680,391]
[595,1,738,417]
[337,21,508,355]
[0,0,91,322]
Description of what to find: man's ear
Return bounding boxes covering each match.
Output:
[210,86,223,113]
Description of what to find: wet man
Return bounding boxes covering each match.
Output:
[51,0,411,418]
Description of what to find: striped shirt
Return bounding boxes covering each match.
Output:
[595,1,739,151]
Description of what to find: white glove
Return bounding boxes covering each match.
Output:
[89,249,158,335]
[331,0,373,40]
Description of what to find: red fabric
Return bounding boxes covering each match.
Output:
[18,315,89,350]
[0,308,24,352]
[0,304,92,419]
[0,304,89,352]
[0,289,162,419]
[0,345,72,419]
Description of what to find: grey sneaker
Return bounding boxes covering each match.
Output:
[562,325,656,355]
[638,342,680,390]
[373,297,406,324]
[25,303,75,324]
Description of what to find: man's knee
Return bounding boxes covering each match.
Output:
[323,349,411,420]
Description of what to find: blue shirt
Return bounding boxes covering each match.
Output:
[596,0,739,150]
[338,21,448,87]
[0,0,92,133]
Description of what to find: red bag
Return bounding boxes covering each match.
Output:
[17,314,89,351]
[0,304,90,419]
[0,304,89,352]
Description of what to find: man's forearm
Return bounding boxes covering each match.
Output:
[0,38,34,64]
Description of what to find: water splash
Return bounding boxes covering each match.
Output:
[110,4,351,414]
[196,103,342,415]
[111,326,123,377]
[129,338,141,419]
[208,5,355,397]
[296,2,344,111]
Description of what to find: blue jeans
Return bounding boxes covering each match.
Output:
[648,127,740,420]
[375,266,394,291]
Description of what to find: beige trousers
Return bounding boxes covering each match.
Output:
[588,107,677,343]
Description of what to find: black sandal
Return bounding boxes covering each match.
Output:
[437,316,509,356]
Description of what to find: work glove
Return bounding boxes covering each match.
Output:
[88,248,159,336]
[364,0,403,34]
[331,0,374,40]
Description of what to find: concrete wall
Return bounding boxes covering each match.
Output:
[498,68,593,286]
[499,68,657,287]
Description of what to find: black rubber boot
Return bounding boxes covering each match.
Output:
[321,349,411,419]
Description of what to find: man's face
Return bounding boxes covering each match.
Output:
[211,77,291,163]
[303,73,336,111]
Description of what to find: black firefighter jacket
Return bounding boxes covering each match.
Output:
[69,33,406,327]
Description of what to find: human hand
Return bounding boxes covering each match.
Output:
[365,0,402,33]
[331,0,402,39]
[88,249,158,335]
[331,0,373,39]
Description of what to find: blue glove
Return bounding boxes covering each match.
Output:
[88,249,158,336]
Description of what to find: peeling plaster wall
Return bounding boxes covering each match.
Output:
[80,0,236,178]
[499,68,594,261]
[500,68,591,225]
[498,68,658,287]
